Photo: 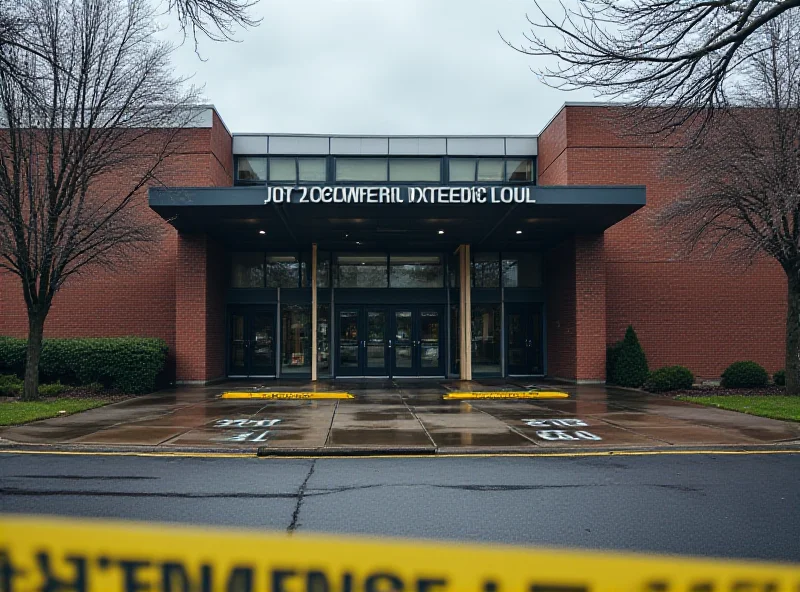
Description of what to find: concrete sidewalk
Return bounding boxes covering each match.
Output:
[2,379,799,454]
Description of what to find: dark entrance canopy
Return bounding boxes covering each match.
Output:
[148,185,645,250]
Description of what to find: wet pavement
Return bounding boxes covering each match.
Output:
[2,379,800,452]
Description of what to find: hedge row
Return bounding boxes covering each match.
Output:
[0,337,168,394]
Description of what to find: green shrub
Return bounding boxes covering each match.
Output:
[0,337,168,394]
[774,370,786,386]
[38,382,68,397]
[608,326,649,387]
[644,366,694,392]
[721,361,769,388]
[0,374,22,396]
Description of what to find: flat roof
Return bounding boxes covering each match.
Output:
[231,135,538,157]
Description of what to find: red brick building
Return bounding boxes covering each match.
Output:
[0,103,786,384]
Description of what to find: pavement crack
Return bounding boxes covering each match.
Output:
[0,487,297,499]
[287,459,316,534]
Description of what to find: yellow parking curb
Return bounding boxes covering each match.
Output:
[444,391,569,400]
[221,391,354,400]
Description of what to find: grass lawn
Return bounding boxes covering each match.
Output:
[677,395,800,422]
[0,398,108,426]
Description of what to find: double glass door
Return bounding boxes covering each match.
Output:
[506,303,544,375]
[336,306,444,377]
[229,306,277,376]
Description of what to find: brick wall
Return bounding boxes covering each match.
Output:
[539,105,786,378]
[0,109,233,383]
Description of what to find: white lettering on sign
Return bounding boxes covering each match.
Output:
[224,430,272,442]
[522,418,588,428]
[263,186,536,206]
[214,419,281,428]
[535,430,603,441]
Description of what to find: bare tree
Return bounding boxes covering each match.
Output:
[0,0,259,65]
[507,0,800,134]
[659,14,800,392]
[0,0,200,400]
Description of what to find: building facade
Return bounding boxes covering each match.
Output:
[0,104,787,384]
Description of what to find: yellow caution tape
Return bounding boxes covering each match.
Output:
[444,391,569,400]
[1,515,797,591]
[221,391,354,400]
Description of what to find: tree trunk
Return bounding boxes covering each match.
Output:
[21,313,45,401]
[786,276,800,395]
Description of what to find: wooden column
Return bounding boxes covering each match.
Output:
[459,244,472,380]
[311,243,318,382]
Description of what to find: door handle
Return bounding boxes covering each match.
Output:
[389,340,392,348]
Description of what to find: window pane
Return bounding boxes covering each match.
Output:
[265,254,299,288]
[502,252,542,288]
[317,251,330,288]
[237,157,267,182]
[448,252,460,288]
[334,254,388,288]
[450,304,460,376]
[389,159,441,182]
[335,158,387,181]
[449,159,475,182]
[389,255,443,288]
[506,159,533,182]
[472,253,500,287]
[477,159,504,182]
[281,304,311,375]
[471,304,501,375]
[269,158,296,182]
[317,304,330,377]
[298,158,327,182]
[231,253,264,288]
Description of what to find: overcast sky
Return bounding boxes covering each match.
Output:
[165,0,597,135]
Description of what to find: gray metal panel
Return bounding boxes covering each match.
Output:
[505,137,538,156]
[330,137,389,155]
[232,135,268,154]
[447,137,505,156]
[389,137,447,155]
[268,136,329,155]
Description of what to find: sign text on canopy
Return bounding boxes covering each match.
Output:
[263,186,536,205]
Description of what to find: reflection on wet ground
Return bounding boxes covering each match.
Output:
[2,379,799,451]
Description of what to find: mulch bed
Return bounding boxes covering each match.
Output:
[667,385,788,398]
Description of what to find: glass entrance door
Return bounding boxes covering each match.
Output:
[335,305,443,377]
[391,306,445,377]
[335,307,389,376]
[506,304,544,375]
[228,306,277,377]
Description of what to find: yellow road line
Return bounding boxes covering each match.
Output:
[444,391,569,399]
[0,448,798,459]
[221,391,354,400]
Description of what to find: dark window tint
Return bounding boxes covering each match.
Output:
[231,253,264,288]
[389,255,443,288]
[281,304,311,374]
[471,304,501,375]
[472,253,500,287]
[502,253,542,287]
[265,255,300,288]
[334,254,388,288]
